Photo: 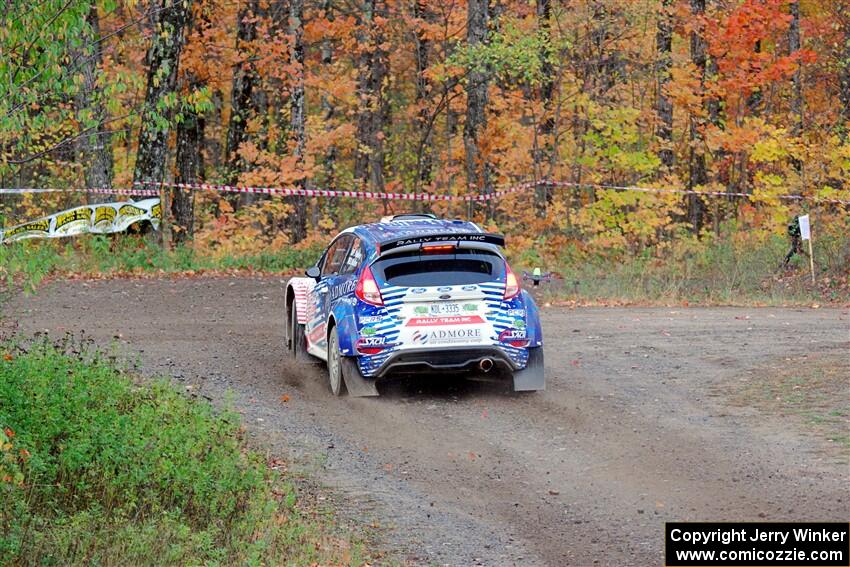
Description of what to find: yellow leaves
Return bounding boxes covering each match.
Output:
[751,137,787,164]
[195,195,298,258]
[669,63,705,112]
[217,199,233,215]
[318,216,336,231]
[822,135,850,181]
[750,122,793,164]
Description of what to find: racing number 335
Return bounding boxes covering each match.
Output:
[284,214,545,397]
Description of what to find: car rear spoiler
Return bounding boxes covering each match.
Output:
[378,232,505,254]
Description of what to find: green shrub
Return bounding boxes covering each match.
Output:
[0,339,357,566]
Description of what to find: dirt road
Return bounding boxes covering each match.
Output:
[4,276,848,566]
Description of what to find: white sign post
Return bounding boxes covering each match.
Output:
[798,214,815,284]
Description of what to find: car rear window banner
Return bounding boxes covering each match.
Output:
[0,198,161,244]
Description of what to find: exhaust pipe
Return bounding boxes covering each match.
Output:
[478,358,494,373]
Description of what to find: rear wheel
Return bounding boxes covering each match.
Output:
[289,302,308,361]
[327,327,345,396]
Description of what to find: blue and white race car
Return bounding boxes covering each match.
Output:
[284,214,544,396]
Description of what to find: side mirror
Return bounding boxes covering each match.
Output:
[306,266,321,280]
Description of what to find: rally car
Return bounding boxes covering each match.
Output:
[284,214,544,396]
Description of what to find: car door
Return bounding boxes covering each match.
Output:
[306,234,353,356]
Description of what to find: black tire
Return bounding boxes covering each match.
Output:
[327,326,346,396]
[288,302,308,361]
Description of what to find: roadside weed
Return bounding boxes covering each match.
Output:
[0,339,362,566]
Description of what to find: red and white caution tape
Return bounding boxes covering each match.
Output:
[132,179,540,202]
[541,180,850,206]
[131,179,850,205]
[0,187,159,197]
[1,179,847,205]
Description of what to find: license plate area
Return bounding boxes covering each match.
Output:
[429,302,461,316]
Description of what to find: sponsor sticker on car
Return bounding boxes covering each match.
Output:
[499,328,527,342]
[412,328,483,345]
[406,315,485,327]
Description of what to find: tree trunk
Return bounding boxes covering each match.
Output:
[74,2,113,196]
[464,0,492,217]
[687,0,707,234]
[535,0,554,213]
[414,0,433,194]
[746,39,763,116]
[133,0,193,189]
[317,0,338,227]
[320,0,337,189]
[174,102,204,244]
[353,0,388,193]
[224,0,259,195]
[840,20,850,142]
[789,0,803,177]
[655,0,674,171]
[369,31,388,196]
[288,0,307,242]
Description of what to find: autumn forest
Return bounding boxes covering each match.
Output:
[1,0,849,266]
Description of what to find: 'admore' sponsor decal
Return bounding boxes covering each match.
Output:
[331,279,356,299]
[412,328,483,345]
[405,315,485,327]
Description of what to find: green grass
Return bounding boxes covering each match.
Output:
[1,225,848,305]
[0,338,363,566]
[0,235,324,293]
[532,229,850,305]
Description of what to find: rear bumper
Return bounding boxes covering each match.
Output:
[373,346,520,378]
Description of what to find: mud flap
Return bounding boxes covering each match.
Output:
[341,356,379,397]
[513,347,545,392]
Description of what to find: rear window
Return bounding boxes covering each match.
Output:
[372,249,505,287]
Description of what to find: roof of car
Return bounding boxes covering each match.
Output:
[351,217,484,244]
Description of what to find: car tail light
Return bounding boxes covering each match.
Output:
[421,244,455,254]
[504,262,520,299]
[356,264,383,306]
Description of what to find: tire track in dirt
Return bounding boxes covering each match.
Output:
[3,276,848,566]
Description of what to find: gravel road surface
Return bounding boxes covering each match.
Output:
[4,276,848,566]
